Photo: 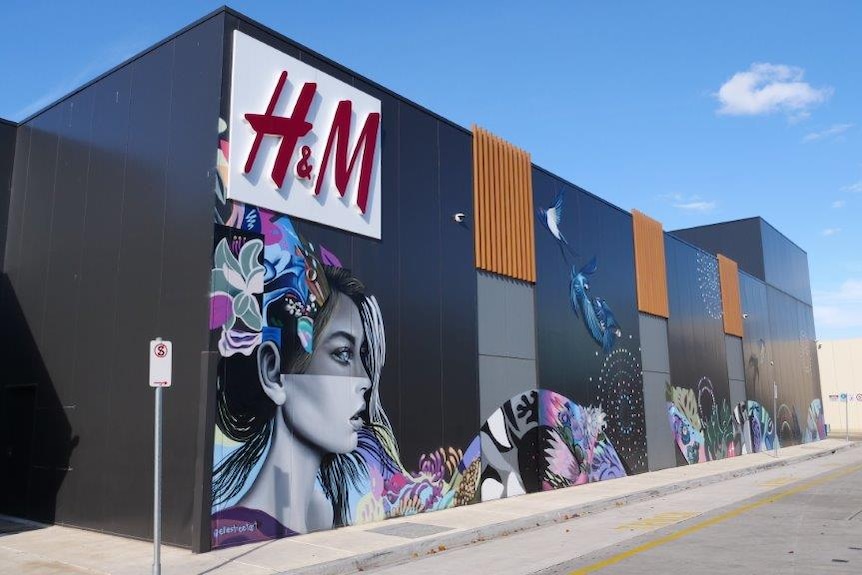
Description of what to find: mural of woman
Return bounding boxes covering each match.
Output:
[209,211,394,544]
[211,123,479,549]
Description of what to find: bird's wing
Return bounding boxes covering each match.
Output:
[550,190,564,228]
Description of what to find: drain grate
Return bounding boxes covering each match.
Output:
[367,522,454,539]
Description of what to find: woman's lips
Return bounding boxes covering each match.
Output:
[349,407,364,431]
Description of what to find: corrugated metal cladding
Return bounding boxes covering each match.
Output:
[718,254,744,337]
[472,125,536,282]
[632,210,669,318]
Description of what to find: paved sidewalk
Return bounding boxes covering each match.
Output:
[0,439,855,575]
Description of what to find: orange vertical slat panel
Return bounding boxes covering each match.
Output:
[514,146,525,280]
[479,127,491,270]
[718,254,744,337]
[480,128,489,271]
[632,209,669,318]
[503,142,517,277]
[522,149,529,280]
[474,127,482,270]
[471,126,536,283]
[525,151,536,282]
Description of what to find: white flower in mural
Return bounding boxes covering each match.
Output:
[211,238,265,335]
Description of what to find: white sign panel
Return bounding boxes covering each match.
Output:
[228,31,382,239]
[149,340,172,388]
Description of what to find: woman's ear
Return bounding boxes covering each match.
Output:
[258,341,287,406]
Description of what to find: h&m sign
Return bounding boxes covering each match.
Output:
[229,31,382,239]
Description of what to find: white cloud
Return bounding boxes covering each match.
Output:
[715,63,832,119]
[803,123,854,143]
[661,193,717,213]
[822,227,842,236]
[842,181,862,193]
[832,200,846,208]
[814,280,862,332]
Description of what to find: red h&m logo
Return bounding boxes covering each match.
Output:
[243,71,381,215]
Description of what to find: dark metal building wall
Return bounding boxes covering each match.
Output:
[220,13,480,477]
[739,272,775,404]
[0,14,223,548]
[739,270,821,446]
[665,236,732,464]
[760,219,813,305]
[0,119,15,269]
[532,169,648,474]
[671,218,765,281]
[765,284,821,445]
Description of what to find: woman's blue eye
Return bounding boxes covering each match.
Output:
[332,347,354,364]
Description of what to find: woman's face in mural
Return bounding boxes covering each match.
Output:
[278,292,370,454]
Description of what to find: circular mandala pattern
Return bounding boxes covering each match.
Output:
[596,347,647,472]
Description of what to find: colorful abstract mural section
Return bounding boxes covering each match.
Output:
[480,390,626,500]
[664,379,803,463]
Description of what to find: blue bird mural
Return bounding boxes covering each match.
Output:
[570,258,622,354]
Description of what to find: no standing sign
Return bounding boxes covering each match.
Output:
[149,340,173,387]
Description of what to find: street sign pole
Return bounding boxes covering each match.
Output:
[846,394,850,443]
[149,337,172,575]
[153,383,162,575]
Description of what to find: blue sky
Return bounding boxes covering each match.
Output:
[2,1,860,340]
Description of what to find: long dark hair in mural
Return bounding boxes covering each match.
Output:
[210,121,480,548]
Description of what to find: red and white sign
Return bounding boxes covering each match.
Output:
[228,31,382,239]
[149,340,172,388]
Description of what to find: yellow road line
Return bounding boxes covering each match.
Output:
[758,476,796,487]
[569,463,862,574]
[614,512,698,531]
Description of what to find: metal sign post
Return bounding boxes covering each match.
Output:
[149,338,172,575]
[846,393,850,442]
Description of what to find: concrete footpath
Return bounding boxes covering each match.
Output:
[0,438,855,575]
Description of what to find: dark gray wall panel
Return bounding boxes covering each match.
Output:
[672,219,765,281]
[639,313,675,471]
[38,92,96,525]
[157,17,224,547]
[761,220,812,305]
[725,335,747,408]
[477,272,536,360]
[68,66,132,529]
[640,313,670,374]
[0,120,15,269]
[739,272,775,403]
[395,102,443,464]
[765,285,819,446]
[4,124,30,278]
[438,122,479,450]
[3,14,223,547]
[725,335,744,382]
[479,355,537,422]
[107,40,175,539]
[16,108,62,366]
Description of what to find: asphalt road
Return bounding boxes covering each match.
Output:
[365,446,862,575]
